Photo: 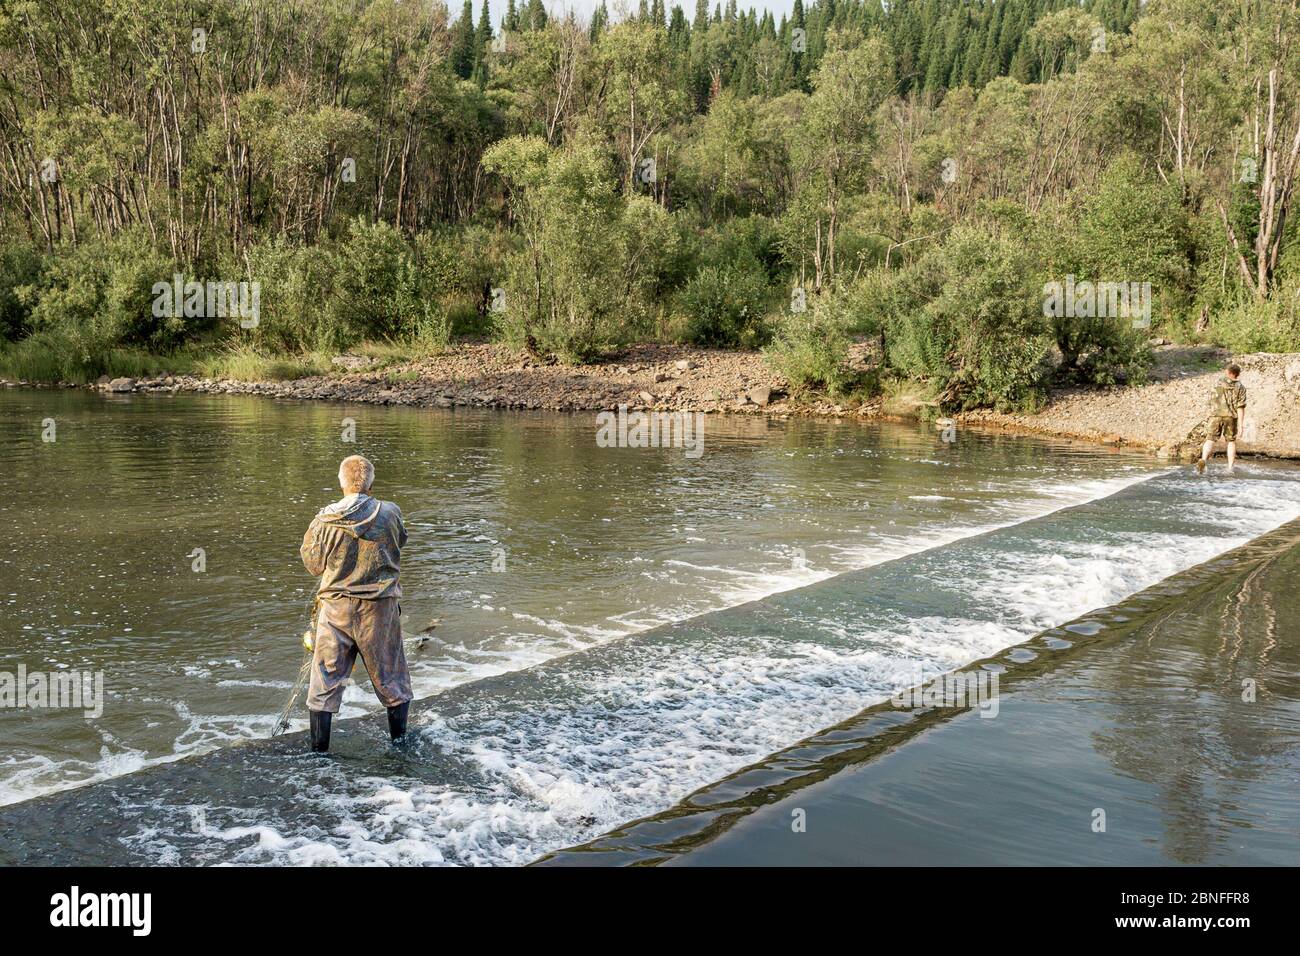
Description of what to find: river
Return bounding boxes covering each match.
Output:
[2,386,1298,864]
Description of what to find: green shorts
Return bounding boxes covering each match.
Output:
[1207,416,1238,441]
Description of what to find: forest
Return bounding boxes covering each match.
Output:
[0,0,1297,410]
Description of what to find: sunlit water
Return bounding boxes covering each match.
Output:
[1,387,1298,865]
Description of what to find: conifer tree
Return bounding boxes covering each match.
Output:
[472,0,493,86]
[591,2,610,41]
[451,0,476,79]
[525,0,547,32]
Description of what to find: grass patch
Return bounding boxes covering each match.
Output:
[347,322,454,371]
[0,334,196,384]
[353,340,412,368]
[0,332,423,386]
[1205,289,1300,353]
[195,346,333,382]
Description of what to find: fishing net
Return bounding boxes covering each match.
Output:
[270,596,319,738]
[268,598,436,738]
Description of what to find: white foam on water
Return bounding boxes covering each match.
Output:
[116,472,1300,867]
[0,695,291,807]
[393,470,1163,704]
[0,746,191,808]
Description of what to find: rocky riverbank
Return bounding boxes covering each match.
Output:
[72,343,879,419]
[7,341,1300,458]
[957,346,1300,460]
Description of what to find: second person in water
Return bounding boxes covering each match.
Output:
[1196,363,1247,475]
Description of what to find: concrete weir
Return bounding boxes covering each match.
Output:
[538,518,1300,866]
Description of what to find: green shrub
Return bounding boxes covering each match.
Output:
[409,303,454,354]
[700,216,784,282]
[1039,155,1180,383]
[764,295,858,395]
[619,195,687,339]
[20,231,184,357]
[239,223,468,355]
[238,238,338,353]
[484,135,639,361]
[0,242,42,341]
[414,225,502,307]
[329,218,419,343]
[1044,293,1152,386]
[676,262,772,347]
[876,225,1054,411]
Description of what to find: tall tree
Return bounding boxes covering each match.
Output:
[452,0,477,79]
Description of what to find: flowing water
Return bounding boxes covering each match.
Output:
[1,387,1298,865]
[543,519,1300,866]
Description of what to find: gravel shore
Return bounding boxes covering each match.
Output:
[958,346,1300,459]
[85,343,872,418]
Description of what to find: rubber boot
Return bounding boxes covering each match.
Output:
[310,710,332,753]
[387,702,410,743]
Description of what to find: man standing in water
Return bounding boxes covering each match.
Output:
[300,455,413,752]
[1196,363,1247,474]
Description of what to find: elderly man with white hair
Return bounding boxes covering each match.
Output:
[299,455,413,752]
